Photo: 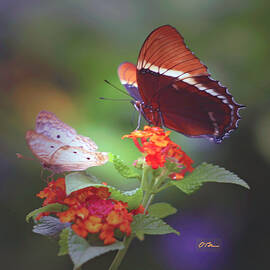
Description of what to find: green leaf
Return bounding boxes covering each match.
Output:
[58,228,70,256]
[131,214,179,238]
[172,162,250,195]
[148,203,177,218]
[65,172,143,209]
[135,231,145,241]
[110,188,143,209]
[26,203,68,222]
[109,153,140,179]
[65,172,102,195]
[68,231,124,269]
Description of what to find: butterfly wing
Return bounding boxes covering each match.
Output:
[136,25,243,142]
[26,130,63,163]
[49,146,108,173]
[118,62,143,102]
[27,111,105,172]
[35,110,77,144]
[156,79,239,142]
[35,110,98,150]
[70,135,98,151]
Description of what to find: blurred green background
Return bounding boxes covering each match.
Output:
[1,0,269,269]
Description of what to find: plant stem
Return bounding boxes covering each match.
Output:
[109,161,159,270]
[141,164,151,191]
[154,167,168,189]
[156,182,172,193]
[108,177,155,270]
[108,236,134,270]
[142,192,154,211]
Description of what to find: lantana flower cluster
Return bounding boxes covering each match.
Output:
[123,126,194,179]
[36,178,144,245]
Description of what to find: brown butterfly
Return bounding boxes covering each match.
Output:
[26,110,108,173]
[118,25,244,143]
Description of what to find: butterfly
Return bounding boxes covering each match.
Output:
[118,25,244,143]
[26,110,108,173]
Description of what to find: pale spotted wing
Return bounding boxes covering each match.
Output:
[49,146,108,173]
[25,130,63,163]
[35,110,77,145]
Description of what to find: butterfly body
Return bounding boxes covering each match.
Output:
[26,111,108,173]
[118,25,244,143]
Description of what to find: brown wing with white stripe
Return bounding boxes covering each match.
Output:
[137,25,208,78]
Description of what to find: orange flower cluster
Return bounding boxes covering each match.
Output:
[123,126,194,179]
[37,178,144,245]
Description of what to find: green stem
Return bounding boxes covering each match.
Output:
[153,168,168,192]
[141,164,151,191]
[156,181,172,193]
[108,176,155,270]
[108,236,134,270]
[109,162,159,270]
[142,192,154,211]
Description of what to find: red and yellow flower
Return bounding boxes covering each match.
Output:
[36,178,144,245]
[123,126,194,179]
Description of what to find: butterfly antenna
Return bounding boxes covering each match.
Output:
[104,80,131,97]
[99,97,131,102]
[16,153,35,161]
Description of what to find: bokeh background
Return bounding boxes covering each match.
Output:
[1,0,269,269]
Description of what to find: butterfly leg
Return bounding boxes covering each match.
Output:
[40,167,52,183]
[136,103,143,130]
[40,168,45,182]
[46,171,55,182]
[159,111,165,129]
[136,111,142,130]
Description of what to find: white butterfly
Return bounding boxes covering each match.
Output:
[26,110,108,173]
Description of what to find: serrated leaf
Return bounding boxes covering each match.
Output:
[148,203,177,218]
[110,188,143,209]
[26,203,68,222]
[109,153,140,179]
[33,216,70,237]
[65,172,102,195]
[65,172,143,209]
[131,214,179,237]
[172,162,250,195]
[68,231,124,269]
[58,228,70,256]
